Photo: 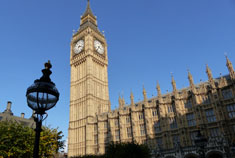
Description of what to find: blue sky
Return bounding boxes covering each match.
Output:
[0,0,234,144]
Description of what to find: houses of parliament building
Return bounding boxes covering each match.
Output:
[68,1,235,158]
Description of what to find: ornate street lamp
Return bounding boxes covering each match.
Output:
[26,61,59,158]
[194,130,208,158]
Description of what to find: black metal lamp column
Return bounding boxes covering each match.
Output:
[26,61,59,158]
[33,115,42,158]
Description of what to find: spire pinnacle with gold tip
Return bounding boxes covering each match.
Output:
[171,73,177,92]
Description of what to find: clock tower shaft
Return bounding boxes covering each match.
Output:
[68,1,110,157]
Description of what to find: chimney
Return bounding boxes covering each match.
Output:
[3,101,13,115]
[21,113,25,118]
[7,101,12,110]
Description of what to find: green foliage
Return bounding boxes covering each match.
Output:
[71,142,151,158]
[0,121,64,158]
[39,126,64,157]
[0,121,34,157]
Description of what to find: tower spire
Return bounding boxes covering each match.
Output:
[80,0,97,26]
[143,85,147,101]
[122,95,125,106]
[171,73,177,92]
[156,81,163,103]
[130,91,134,106]
[188,69,195,92]
[82,0,95,19]
[118,95,124,108]
[206,64,215,88]
[225,55,235,79]
[156,81,161,97]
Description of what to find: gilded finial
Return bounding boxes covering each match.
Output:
[44,60,52,70]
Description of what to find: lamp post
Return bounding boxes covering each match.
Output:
[194,130,207,158]
[26,61,59,158]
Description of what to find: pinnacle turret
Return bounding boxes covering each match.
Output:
[156,81,161,97]
[206,64,215,88]
[122,96,125,106]
[118,95,125,108]
[143,86,147,101]
[188,70,195,92]
[118,95,122,107]
[130,91,134,105]
[226,55,235,79]
[171,73,177,92]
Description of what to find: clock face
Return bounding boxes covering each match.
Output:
[94,40,104,54]
[74,40,84,54]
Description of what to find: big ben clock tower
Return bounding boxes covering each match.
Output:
[68,1,110,156]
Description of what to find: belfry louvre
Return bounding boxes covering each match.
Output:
[68,1,235,158]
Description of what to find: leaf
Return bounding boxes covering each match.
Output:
[0,121,64,158]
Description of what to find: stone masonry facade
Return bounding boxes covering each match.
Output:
[68,2,235,158]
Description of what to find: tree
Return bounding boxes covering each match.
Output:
[38,126,64,157]
[0,121,64,158]
[105,142,151,158]
[70,142,151,158]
